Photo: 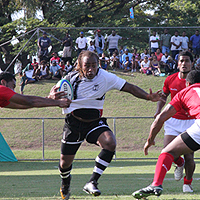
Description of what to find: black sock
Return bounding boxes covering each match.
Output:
[59,164,72,185]
[89,149,114,182]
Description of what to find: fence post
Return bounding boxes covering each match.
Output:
[113,118,116,161]
[42,118,45,161]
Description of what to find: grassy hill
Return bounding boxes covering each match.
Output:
[0,70,169,159]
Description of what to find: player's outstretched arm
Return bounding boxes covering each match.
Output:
[144,104,176,155]
[121,82,165,102]
[6,93,71,109]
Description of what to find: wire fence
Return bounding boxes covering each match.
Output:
[0,116,160,161]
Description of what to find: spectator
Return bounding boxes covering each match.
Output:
[106,30,122,56]
[136,55,142,71]
[160,28,171,54]
[39,60,51,80]
[87,40,95,52]
[181,31,189,51]
[94,30,105,56]
[50,52,61,65]
[170,30,182,59]
[49,60,63,80]
[122,49,133,64]
[151,55,161,75]
[131,56,137,72]
[99,53,110,71]
[132,48,139,60]
[110,52,119,70]
[37,31,51,63]
[22,63,36,84]
[31,58,39,69]
[165,56,176,75]
[140,56,152,75]
[155,48,163,62]
[63,61,73,77]
[59,60,66,71]
[62,31,73,64]
[190,30,200,58]
[150,31,160,53]
[119,46,124,64]
[123,56,132,71]
[76,32,88,57]
[19,71,27,94]
[140,49,150,60]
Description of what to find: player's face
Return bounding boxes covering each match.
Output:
[178,55,192,73]
[82,55,98,79]
[6,79,16,91]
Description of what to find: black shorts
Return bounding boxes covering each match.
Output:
[61,113,111,155]
[181,131,200,151]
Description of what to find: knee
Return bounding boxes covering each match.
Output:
[184,154,195,164]
[60,155,72,169]
[103,137,116,152]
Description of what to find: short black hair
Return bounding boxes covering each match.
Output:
[178,51,193,62]
[0,72,16,84]
[186,70,200,84]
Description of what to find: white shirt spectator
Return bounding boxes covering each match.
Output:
[171,36,182,51]
[150,35,159,48]
[87,45,95,52]
[161,55,170,63]
[76,37,88,49]
[181,36,189,50]
[107,35,122,49]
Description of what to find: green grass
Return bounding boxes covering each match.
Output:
[1,158,200,199]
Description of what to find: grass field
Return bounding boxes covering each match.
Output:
[1,157,200,200]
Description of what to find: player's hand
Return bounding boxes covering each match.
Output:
[148,88,166,102]
[144,140,155,155]
[58,98,71,108]
[48,85,66,100]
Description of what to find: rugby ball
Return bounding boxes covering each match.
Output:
[56,79,73,100]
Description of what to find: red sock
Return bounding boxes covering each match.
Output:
[152,152,174,186]
[174,156,184,167]
[184,176,193,185]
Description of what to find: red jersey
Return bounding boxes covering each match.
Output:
[0,85,16,107]
[170,83,200,119]
[163,72,194,119]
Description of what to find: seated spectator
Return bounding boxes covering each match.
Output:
[149,52,155,61]
[150,55,161,76]
[155,48,163,62]
[132,48,139,60]
[195,58,200,70]
[50,52,61,65]
[136,55,142,71]
[140,49,150,60]
[119,46,124,64]
[123,56,132,71]
[59,60,66,71]
[39,60,51,80]
[110,52,119,70]
[63,61,73,77]
[131,55,137,72]
[99,53,110,70]
[87,40,95,52]
[19,71,28,94]
[31,58,39,69]
[140,56,153,75]
[49,60,63,80]
[164,56,176,75]
[22,63,36,84]
[160,51,170,68]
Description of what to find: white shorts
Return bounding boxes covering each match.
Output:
[186,119,200,145]
[164,117,195,136]
[63,46,72,57]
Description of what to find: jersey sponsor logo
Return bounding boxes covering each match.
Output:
[93,84,99,91]
[170,88,178,91]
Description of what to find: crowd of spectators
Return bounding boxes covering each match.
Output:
[18,28,200,93]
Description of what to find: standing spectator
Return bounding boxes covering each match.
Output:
[94,30,105,56]
[190,30,200,58]
[181,31,189,51]
[106,30,122,56]
[160,28,171,54]
[49,60,63,80]
[150,31,160,53]
[170,30,182,59]
[62,31,73,64]
[155,48,163,62]
[87,40,95,52]
[99,53,110,71]
[37,31,51,63]
[50,52,61,65]
[76,32,88,57]
[140,49,150,60]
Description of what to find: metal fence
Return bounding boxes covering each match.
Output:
[0,116,159,161]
